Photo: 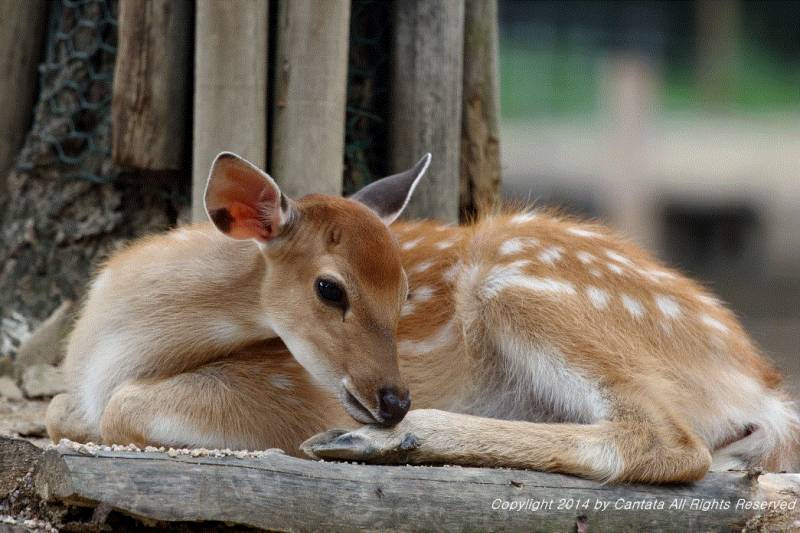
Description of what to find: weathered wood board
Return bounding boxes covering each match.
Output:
[26,442,800,532]
[112,0,192,171]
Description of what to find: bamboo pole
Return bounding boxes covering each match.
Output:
[460,0,501,220]
[270,0,351,198]
[192,0,269,222]
[391,0,465,222]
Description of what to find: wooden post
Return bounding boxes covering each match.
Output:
[460,0,501,220]
[112,0,192,171]
[0,0,47,179]
[271,0,351,198]
[391,0,465,223]
[192,0,269,222]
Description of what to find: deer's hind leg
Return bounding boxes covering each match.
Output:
[46,392,102,444]
[100,341,352,454]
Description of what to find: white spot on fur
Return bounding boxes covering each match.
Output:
[401,302,416,317]
[435,238,457,250]
[655,295,681,319]
[268,374,293,390]
[402,238,423,250]
[606,262,625,275]
[576,251,596,264]
[605,250,634,267]
[499,239,524,256]
[510,212,537,225]
[482,262,575,298]
[537,246,564,265]
[621,294,645,319]
[698,294,721,306]
[412,286,434,303]
[586,286,610,310]
[499,238,539,256]
[411,261,433,275]
[590,268,603,278]
[701,314,729,334]
[173,230,190,241]
[399,320,457,356]
[568,228,601,238]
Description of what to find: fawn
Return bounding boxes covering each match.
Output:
[47,152,798,483]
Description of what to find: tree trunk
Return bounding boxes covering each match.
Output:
[390,0,465,223]
[271,0,351,198]
[112,0,192,171]
[460,0,501,221]
[192,0,269,222]
[0,0,183,361]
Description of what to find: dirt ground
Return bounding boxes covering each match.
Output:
[0,398,50,449]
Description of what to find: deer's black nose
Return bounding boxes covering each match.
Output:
[377,387,411,426]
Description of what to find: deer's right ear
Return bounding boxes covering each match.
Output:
[349,153,431,225]
[204,152,292,242]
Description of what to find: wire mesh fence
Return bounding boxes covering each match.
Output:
[16,0,118,183]
[343,0,392,195]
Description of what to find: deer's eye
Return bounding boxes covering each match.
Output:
[315,278,347,310]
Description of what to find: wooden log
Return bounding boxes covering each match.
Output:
[271,0,350,198]
[391,0,465,223]
[0,0,47,180]
[460,0,501,220]
[112,0,192,172]
[192,0,269,222]
[33,443,800,532]
[0,436,42,498]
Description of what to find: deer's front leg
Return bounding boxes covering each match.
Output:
[302,408,712,483]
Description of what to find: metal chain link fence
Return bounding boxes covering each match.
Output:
[16,0,118,183]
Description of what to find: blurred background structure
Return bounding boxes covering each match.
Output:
[498,0,800,394]
[0,0,797,399]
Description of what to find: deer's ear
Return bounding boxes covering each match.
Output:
[204,152,292,242]
[349,153,431,225]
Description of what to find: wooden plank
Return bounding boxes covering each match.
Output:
[192,0,269,222]
[0,0,47,179]
[33,444,800,531]
[112,0,192,171]
[460,0,501,220]
[271,0,350,198]
[391,0,465,223]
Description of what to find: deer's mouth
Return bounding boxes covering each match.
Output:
[340,384,379,424]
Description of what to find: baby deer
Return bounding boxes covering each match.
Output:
[47,153,798,483]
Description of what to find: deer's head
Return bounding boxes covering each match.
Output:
[204,153,430,427]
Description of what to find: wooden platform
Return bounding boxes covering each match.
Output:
[2,436,800,531]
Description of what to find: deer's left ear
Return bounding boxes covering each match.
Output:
[349,153,431,225]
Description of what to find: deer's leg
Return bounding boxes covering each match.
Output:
[100,346,352,453]
[46,393,102,443]
[303,394,713,483]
